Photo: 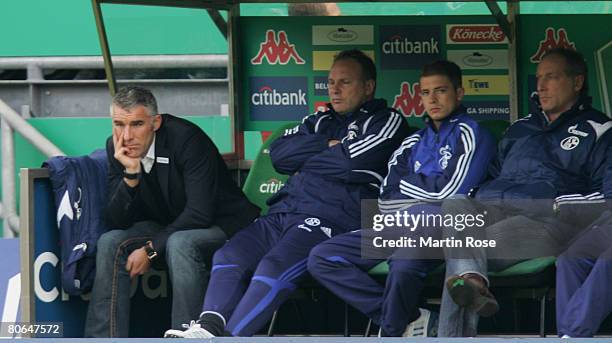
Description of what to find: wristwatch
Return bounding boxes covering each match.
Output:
[123,170,140,180]
[144,241,158,261]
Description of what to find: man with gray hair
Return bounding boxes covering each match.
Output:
[85,86,259,337]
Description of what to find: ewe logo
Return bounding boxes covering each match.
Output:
[530,27,576,63]
[250,77,308,121]
[468,79,490,92]
[463,75,508,95]
[259,178,285,194]
[392,82,425,117]
[380,25,441,69]
[251,30,305,65]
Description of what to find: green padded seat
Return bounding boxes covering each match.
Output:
[368,256,556,278]
[242,122,299,214]
[479,119,511,142]
[489,256,556,277]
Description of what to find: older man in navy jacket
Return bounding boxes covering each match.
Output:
[165,49,411,338]
[439,48,612,337]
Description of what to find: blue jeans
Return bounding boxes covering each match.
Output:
[84,221,227,337]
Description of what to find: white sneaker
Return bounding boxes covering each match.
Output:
[402,308,439,337]
[164,320,216,338]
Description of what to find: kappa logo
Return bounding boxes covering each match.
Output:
[392,82,425,117]
[439,145,453,170]
[530,28,576,63]
[251,30,306,65]
[560,136,580,151]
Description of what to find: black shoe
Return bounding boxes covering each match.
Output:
[446,275,499,317]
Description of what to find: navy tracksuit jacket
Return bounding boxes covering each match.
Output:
[201,99,411,336]
[44,149,110,295]
[308,107,497,336]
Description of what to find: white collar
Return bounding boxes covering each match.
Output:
[142,135,156,174]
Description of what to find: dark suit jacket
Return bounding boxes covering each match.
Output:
[106,113,260,258]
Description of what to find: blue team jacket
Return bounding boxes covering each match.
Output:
[44,149,110,295]
[477,95,612,214]
[268,98,411,231]
[378,106,496,212]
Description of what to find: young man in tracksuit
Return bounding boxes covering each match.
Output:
[164,49,411,338]
[308,60,497,337]
[555,146,612,338]
[439,48,612,336]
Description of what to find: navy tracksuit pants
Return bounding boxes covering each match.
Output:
[556,213,612,337]
[202,212,343,336]
[308,205,443,336]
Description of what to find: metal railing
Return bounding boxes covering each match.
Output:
[0,99,65,237]
[0,55,230,118]
[0,54,228,71]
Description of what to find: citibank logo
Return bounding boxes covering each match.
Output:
[382,35,439,55]
[379,25,441,69]
[249,77,309,121]
[259,178,285,194]
[251,86,307,106]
